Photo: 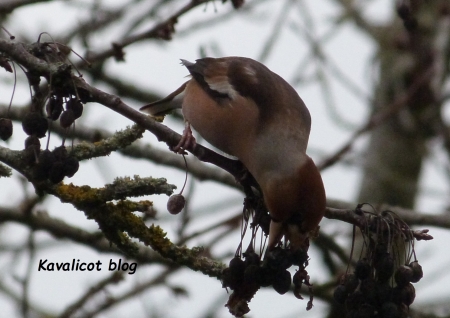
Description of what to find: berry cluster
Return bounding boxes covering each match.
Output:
[0,37,86,183]
[20,94,82,183]
[223,245,313,317]
[25,145,79,184]
[333,206,424,318]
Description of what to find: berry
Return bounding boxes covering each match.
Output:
[66,98,84,119]
[46,96,63,120]
[355,258,371,280]
[394,265,413,287]
[408,261,423,283]
[0,118,13,140]
[60,109,75,128]
[22,112,48,137]
[48,161,65,183]
[333,285,348,304]
[166,194,185,214]
[63,156,79,177]
[272,270,291,295]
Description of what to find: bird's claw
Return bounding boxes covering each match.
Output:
[171,121,196,154]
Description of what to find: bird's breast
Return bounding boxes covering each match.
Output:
[182,79,259,156]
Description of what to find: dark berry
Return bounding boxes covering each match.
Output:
[243,250,260,266]
[355,258,371,280]
[229,257,245,276]
[25,136,40,149]
[345,290,364,311]
[222,268,238,290]
[290,248,308,266]
[0,118,13,140]
[265,247,291,270]
[60,109,75,128]
[46,96,63,120]
[166,194,185,214]
[342,273,359,293]
[244,264,261,285]
[48,161,65,183]
[38,149,55,170]
[63,156,79,177]
[272,270,291,295]
[380,302,401,318]
[333,285,348,304]
[23,145,40,165]
[53,146,68,161]
[395,265,413,287]
[408,261,423,283]
[354,304,376,318]
[376,253,394,282]
[360,278,377,306]
[259,266,275,287]
[376,282,392,305]
[32,150,54,180]
[66,98,84,119]
[22,112,48,137]
[32,162,49,181]
[393,283,415,306]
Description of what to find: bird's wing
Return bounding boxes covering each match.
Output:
[139,81,188,116]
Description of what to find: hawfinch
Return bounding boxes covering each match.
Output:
[141,57,326,251]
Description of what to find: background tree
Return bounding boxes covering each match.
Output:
[0,0,447,317]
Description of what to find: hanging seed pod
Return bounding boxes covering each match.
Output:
[290,248,308,266]
[395,265,414,287]
[63,155,79,177]
[60,109,75,128]
[333,285,348,304]
[0,118,13,141]
[244,265,261,285]
[393,283,415,306]
[32,150,53,180]
[345,290,364,311]
[355,258,371,280]
[23,136,41,165]
[265,246,291,270]
[46,96,63,120]
[360,278,377,306]
[48,161,65,183]
[355,304,376,318]
[380,302,401,318]
[22,112,48,138]
[65,98,84,119]
[259,266,275,287]
[25,135,41,149]
[243,250,260,267]
[272,270,291,295]
[38,149,55,170]
[53,145,68,161]
[376,253,394,282]
[166,193,185,214]
[264,246,293,271]
[229,257,246,277]
[376,281,393,305]
[32,161,49,181]
[222,268,238,290]
[408,261,423,283]
[225,257,245,290]
[342,273,359,293]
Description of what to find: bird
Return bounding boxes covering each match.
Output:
[140,56,326,251]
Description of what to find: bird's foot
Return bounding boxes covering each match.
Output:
[171,121,196,154]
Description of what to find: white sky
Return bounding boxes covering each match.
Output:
[0,0,448,317]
